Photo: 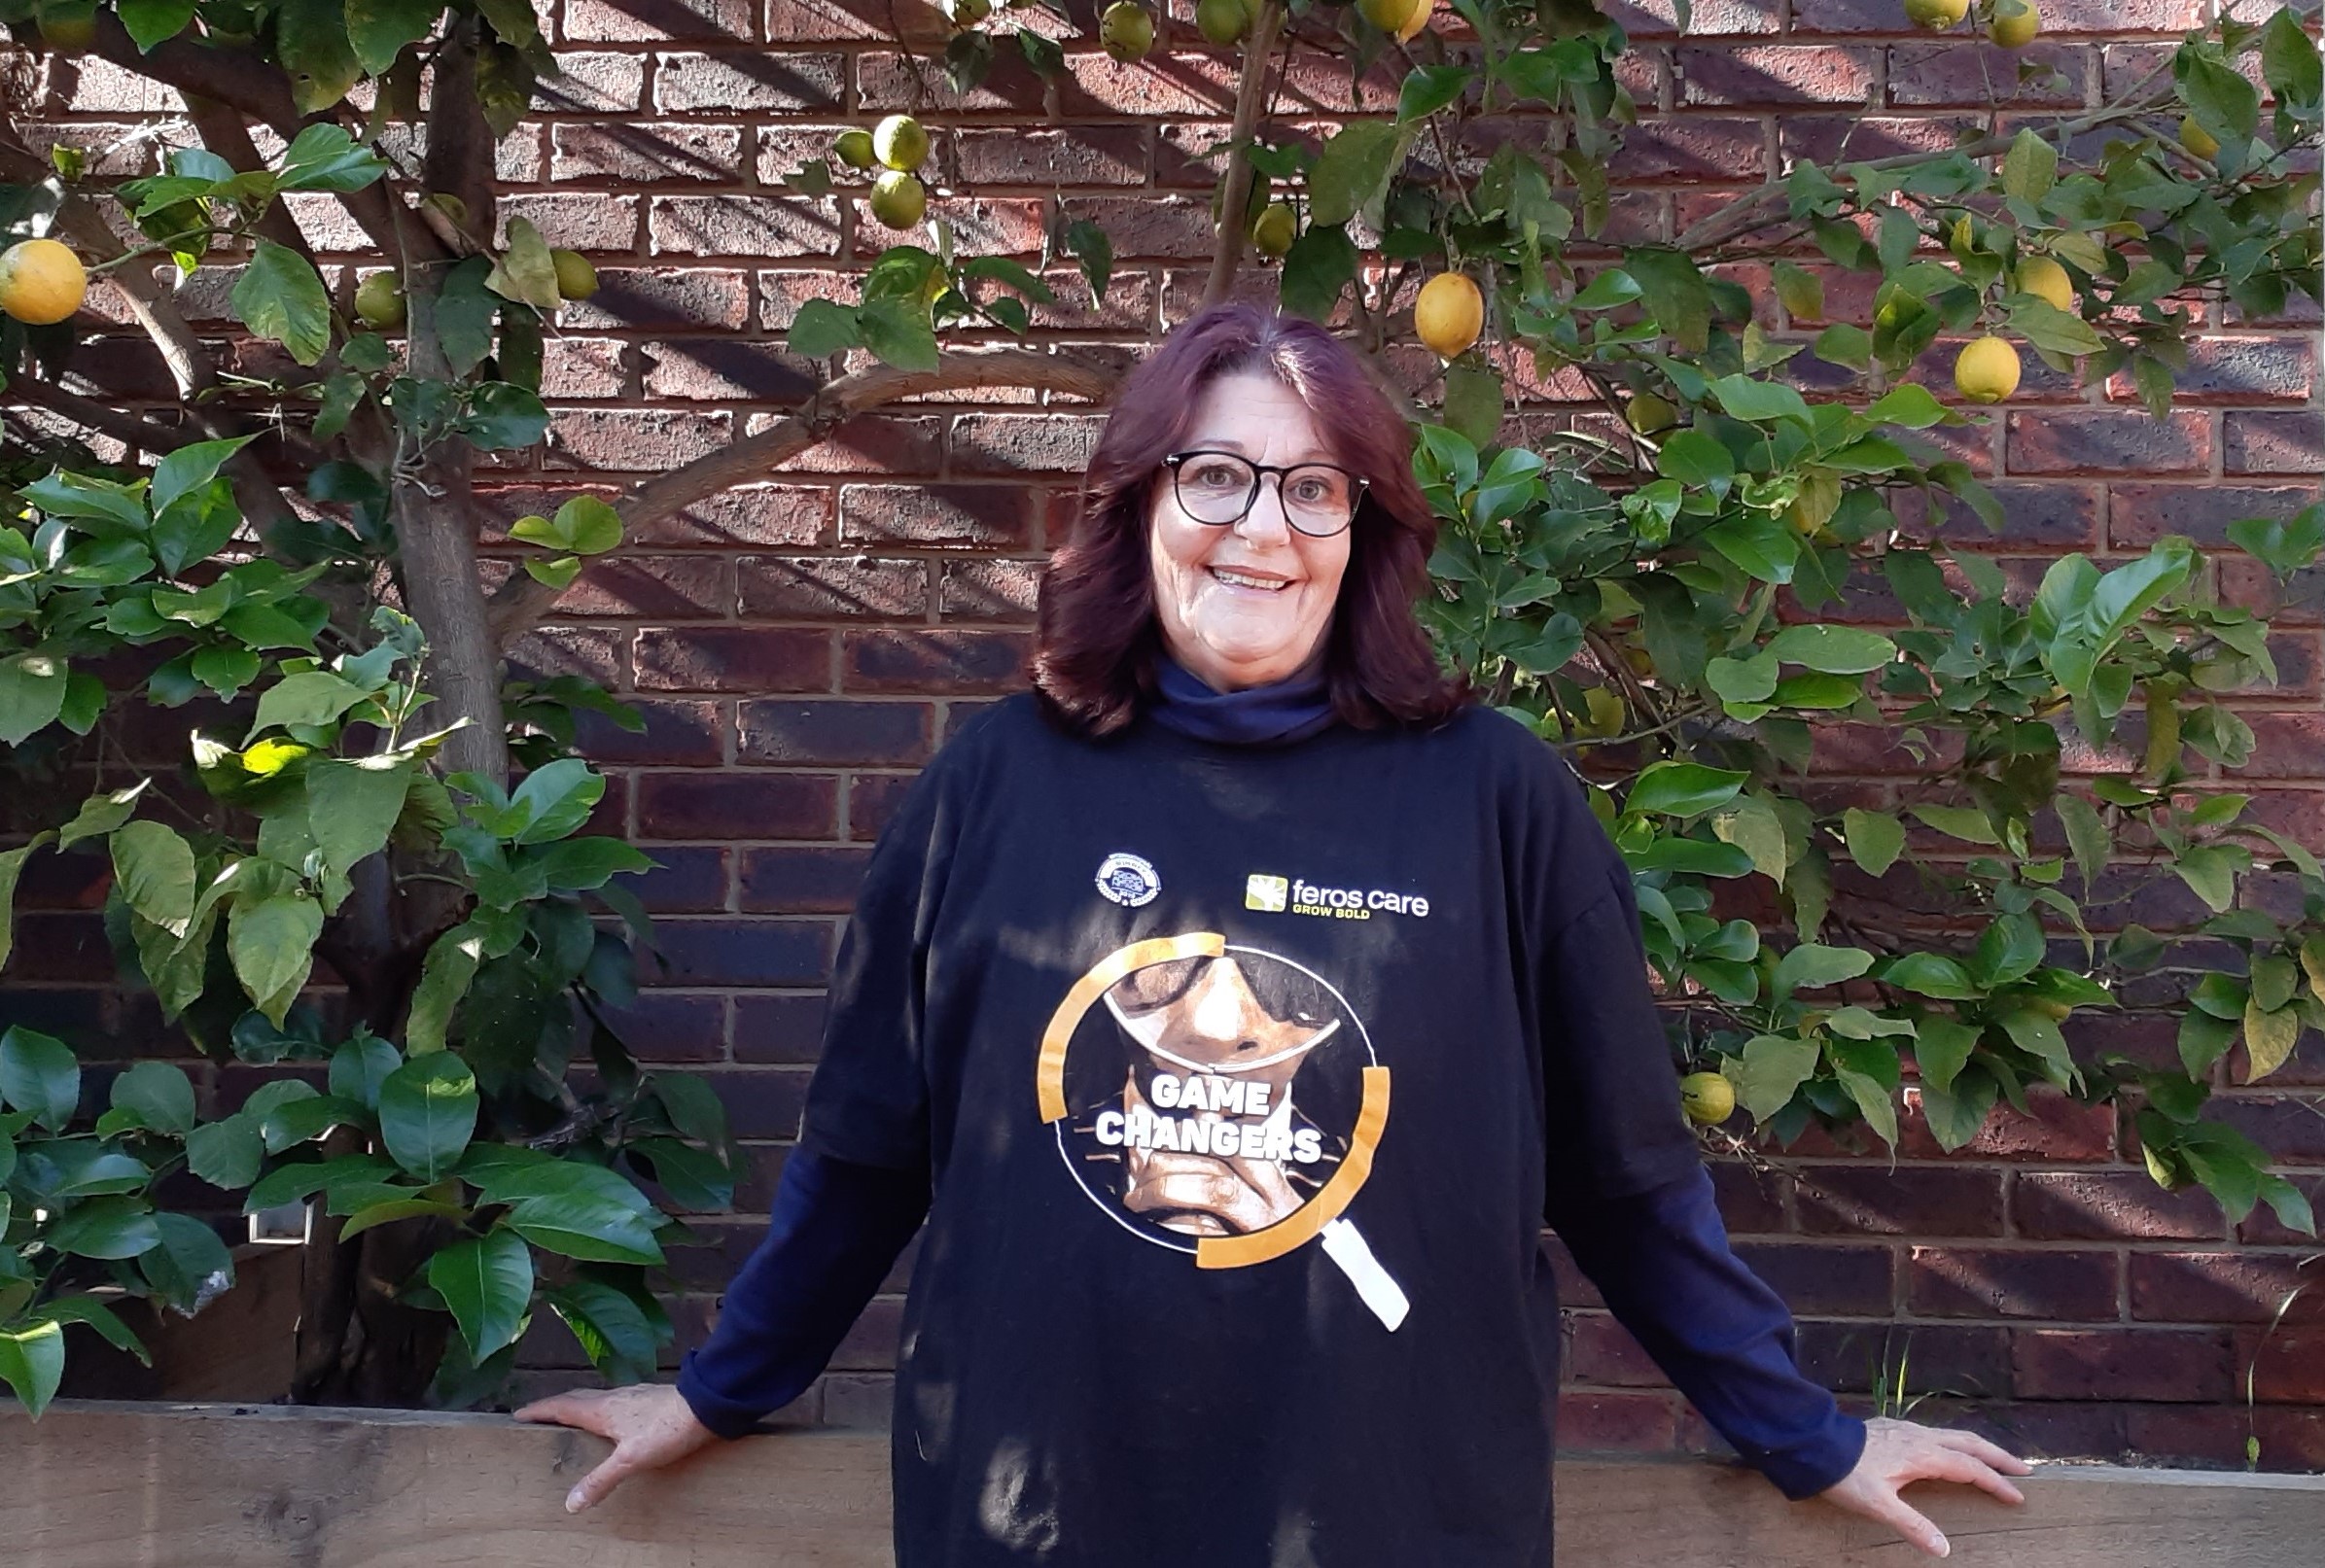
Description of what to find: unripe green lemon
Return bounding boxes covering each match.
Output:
[1680,1071,1737,1127]
[1625,392,1678,435]
[2179,115,2220,160]
[832,128,878,170]
[872,114,930,173]
[1357,0,1426,33]
[947,0,991,24]
[1903,0,1969,27]
[1099,2,1154,62]
[1250,202,1296,259]
[550,250,598,301]
[353,270,406,331]
[868,170,928,230]
[1954,334,2022,403]
[1987,0,2038,48]
[1196,0,1249,45]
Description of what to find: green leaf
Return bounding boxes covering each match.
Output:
[1738,1034,1819,1121]
[276,123,388,193]
[1626,761,1747,818]
[0,1027,79,1130]
[139,1211,233,1311]
[1773,671,1867,711]
[2006,298,2105,357]
[506,1191,665,1265]
[45,1194,162,1259]
[246,670,368,741]
[0,1321,64,1417]
[1814,323,1872,370]
[1706,650,1779,708]
[110,1061,195,1136]
[0,652,68,746]
[1658,430,1735,490]
[2000,128,2058,204]
[651,1071,731,1149]
[428,1225,534,1362]
[1997,1008,2075,1080]
[432,257,499,377]
[118,0,196,50]
[522,837,652,892]
[1279,225,1358,322]
[547,1279,658,1378]
[1711,796,1788,883]
[57,784,148,851]
[1834,1065,1899,1148]
[1864,383,1947,430]
[184,1113,264,1189]
[150,435,259,520]
[1972,913,2046,989]
[1911,804,2002,846]
[1061,218,1111,303]
[786,297,861,356]
[1882,952,1983,1000]
[112,819,196,937]
[377,1053,478,1180]
[1774,943,1874,997]
[1398,63,1472,122]
[2243,998,2301,1082]
[1624,246,1713,352]
[232,241,333,366]
[2261,8,2323,113]
[856,296,939,373]
[554,496,622,556]
[306,756,413,887]
[1842,809,1906,878]
[1772,261,1823,323]
[2056,793,2109,891]
[2227,506,2325,580]
[2178,43,2261,148]
[0,841,36,970]
[1914,1016,1981,1094]
[486,215,561,312]
[1708,374,1811,426]
[228,893,322,1025]
[1308,122,1405,228]
[405,923,484,1056]
[460,382,548,451]
[1765,624,1896,675]
[1919,1067,1998,1152]
[2172,843,2244,914]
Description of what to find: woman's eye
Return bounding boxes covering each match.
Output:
[1189,463,1243,489]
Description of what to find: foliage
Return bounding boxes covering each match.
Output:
[0,0,2318,1414]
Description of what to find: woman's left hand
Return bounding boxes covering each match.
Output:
[1815,1415,2033,1557]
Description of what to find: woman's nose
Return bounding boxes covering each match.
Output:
[1233,473,1294,542]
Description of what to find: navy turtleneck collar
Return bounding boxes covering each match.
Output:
[1147,652,1338,747]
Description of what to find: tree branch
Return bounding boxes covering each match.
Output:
[3,376,195,453]
[488,349,1121,646]
[1200,1,1287,311]
[184,95,322,273]
[88,14,304,137]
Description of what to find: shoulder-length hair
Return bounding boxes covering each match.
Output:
[1031,304,1467,736]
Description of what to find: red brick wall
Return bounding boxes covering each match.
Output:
[18,0,2325,1467]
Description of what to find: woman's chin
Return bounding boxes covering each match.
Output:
[1184,629,1310,681]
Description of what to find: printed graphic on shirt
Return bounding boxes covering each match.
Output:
[1094,852,1161,907]
[1036,933,1408,1330]
[1244,872,1431,921]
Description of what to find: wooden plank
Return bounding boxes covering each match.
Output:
[7,1401,2323,1567]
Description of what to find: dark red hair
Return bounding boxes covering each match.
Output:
[1032,304,1466,736]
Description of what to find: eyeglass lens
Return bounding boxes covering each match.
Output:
[1174,453,1356,535]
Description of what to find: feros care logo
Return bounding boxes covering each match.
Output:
[1247,873,1428,922]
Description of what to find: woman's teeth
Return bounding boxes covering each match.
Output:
[1211,568,1288,591]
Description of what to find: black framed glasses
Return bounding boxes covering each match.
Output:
[1161,450,1367,538]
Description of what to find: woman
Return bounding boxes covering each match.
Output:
[518,305,2029,1563]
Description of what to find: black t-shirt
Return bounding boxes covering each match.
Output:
[800,694,1702,1568]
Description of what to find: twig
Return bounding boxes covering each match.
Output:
[1200,1,1287,310]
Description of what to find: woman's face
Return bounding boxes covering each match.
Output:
[1146,369,1353,691]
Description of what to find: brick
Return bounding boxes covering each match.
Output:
[948,413,1107,475]
[626,846,732,914]
[733,993,830,1064]
[1795,1166,2005,1237]
[1553,1391,1680,1450]
[1901,1087,2115,1162]
[2110,335,2317,406]
[938,559,1041,622]
[1731,1241,1895,1315]
[642,338,823,401]
[821,1374,894,1428]
[2109,482,2322,549]
[2005,409,2211,475]
[1675,45,1879,107]
[738,700,933,766]
[2249,1327,2325,1404]
[1795,1323,2012,1399]
[2012,1327,2235,1402]
[549,408,735,470]
[739,847,874,913]
[41,55,186,114]
[549,123,747,185]
[650,195,840,258]
[1902,480,2100,551]
[570,699,726,766]
[757,268,866,331]
[592,991,727,1062]
[552,556,732,624]
[951,126,1146,187]
[2225,716,2325,784]
[1566,1312,1667,1387]
[1885,43,2085,108]
[2013,1169,2227,1241]
[633,485,831,549]
[561,268,752,331]
[637,774,837,840]
[636,627,831,691]
[1607,117,1768,183]
[737,556,930,619]
[2225,411,2325,475]
[848,774,919,840]
[1054,195,1215,261]
[540,337,629,399]
[532,52,648,114]
[838,484,1033,548]
[831,1296,904,1371]
[779,414,944,474]
[2130,1252,2325,1325]
[563,0,755,41]
[1908,1247,2121,1320]
[652,919,834,989]
[653,52,845,112]
[1601,0,1781,35]
[1708,1160,1789,1233]
[712,1066,814,1137]
[856,195,1048,259]
[843,630,1031,694]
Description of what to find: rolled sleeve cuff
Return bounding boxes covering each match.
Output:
[1754,1410,1869,1501]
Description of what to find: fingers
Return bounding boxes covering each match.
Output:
[513,1390,616,1438]
[1868,1493,1951,1559]
[566,1446,638,1514]
[1939,1427,2035,1478]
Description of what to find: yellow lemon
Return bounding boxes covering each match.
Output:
[1415,272,1483,360]
[832,128,877,170]
[1954,334,2022,403]
[1250,202,1296,260]
[1396,0,1436,41]
[1099,1,1155,61]
[1904,0,1968,25]
[551,250,598,301]
[1680,1071,1738,1127]
[868,170,927,230]
[353,271,405,331]
[2179,115,2220,161]
[1988,0,2038,47]
[2016,255,2072,312]
[947,0,991,23]
[1625,392,1678,435]
[1358,0,1426,34]
[0,238,87,326]
[872,114,930,173]
[1196,0,1249,46]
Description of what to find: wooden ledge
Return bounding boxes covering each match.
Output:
[7,1400,2322,1566]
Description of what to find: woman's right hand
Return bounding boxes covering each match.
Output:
[513,1382,721,1512]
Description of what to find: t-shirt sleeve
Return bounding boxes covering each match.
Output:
[1515,738,1704,1207]
[793,748,962,1172]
